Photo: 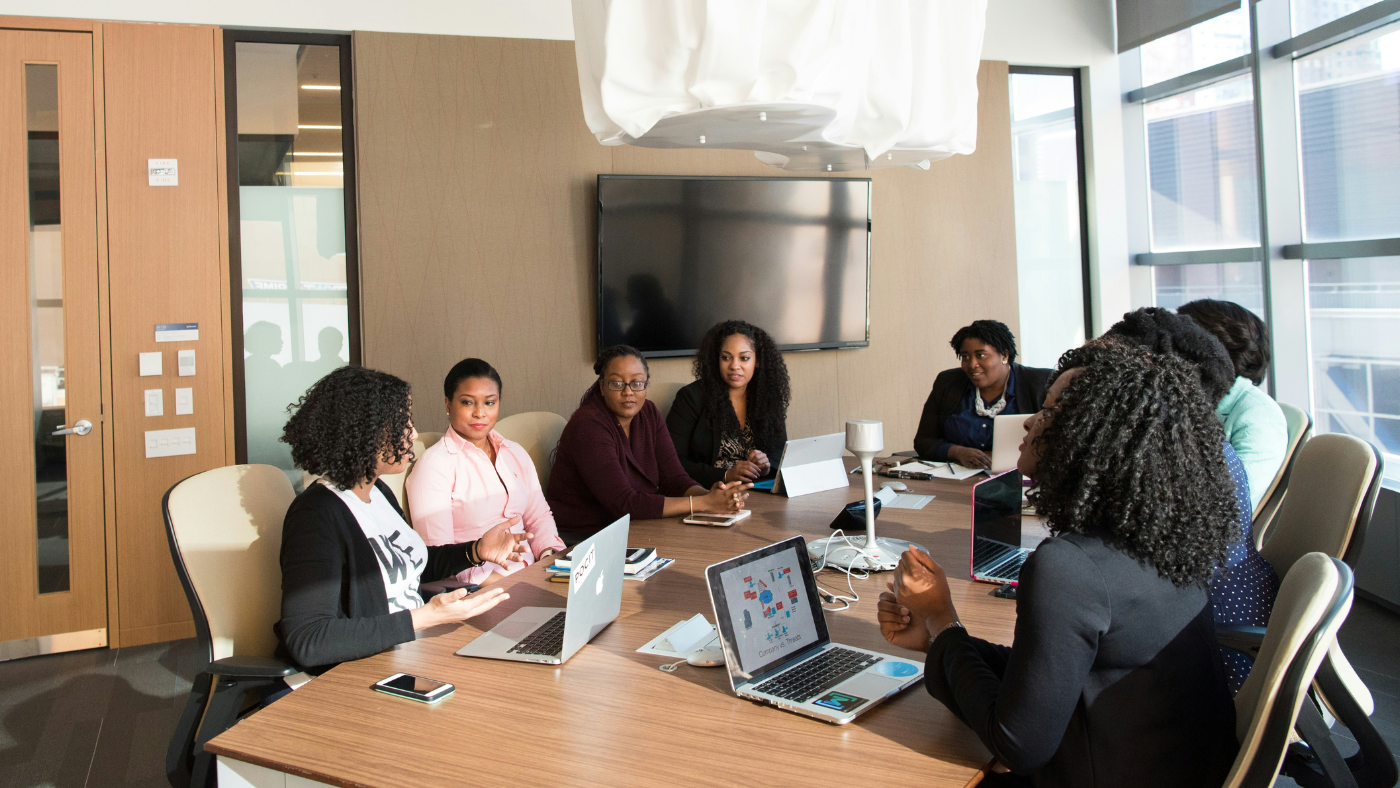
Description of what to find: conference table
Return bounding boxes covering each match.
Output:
[209,465,1022,788]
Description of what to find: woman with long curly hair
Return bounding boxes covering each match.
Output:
[275,365,528,673]
[666,320,790,485]
[878,343,1239,788]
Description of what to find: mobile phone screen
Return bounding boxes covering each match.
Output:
[380,674,449,695]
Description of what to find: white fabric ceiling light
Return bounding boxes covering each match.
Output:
[571,0,988,172]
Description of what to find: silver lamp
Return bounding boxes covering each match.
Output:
[808,420,924,571]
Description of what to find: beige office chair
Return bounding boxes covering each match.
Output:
[1260,432,1384,577]
[495,412,566,489]
[1252,403,1313,549]
[164,465,297,788]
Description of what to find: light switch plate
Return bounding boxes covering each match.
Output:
[145,427,196,458]
[175,387,193,415]
[177,349,196,377]
[144,388,164,417]
[139,352,162,377]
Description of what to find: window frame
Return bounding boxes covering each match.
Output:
[221,29,362,464]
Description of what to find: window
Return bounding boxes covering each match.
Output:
[1141,7,1251,85]
[1293,0,1386,35]
[225,33,359,485]
[1008,68,1091,368]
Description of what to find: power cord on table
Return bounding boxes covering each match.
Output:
[809,529,869,611]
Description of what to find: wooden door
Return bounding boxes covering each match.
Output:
[0,29,107,653]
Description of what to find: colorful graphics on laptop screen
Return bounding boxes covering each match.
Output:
[719,546,819,675]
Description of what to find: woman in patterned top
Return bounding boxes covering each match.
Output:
[667,320,790,487]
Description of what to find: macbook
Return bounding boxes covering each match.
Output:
[705,536,924,724]
[970,470,1028,585]
[456,515,628,664]
[991,413,1031,473]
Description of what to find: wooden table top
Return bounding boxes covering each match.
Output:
[208,469,1017,788]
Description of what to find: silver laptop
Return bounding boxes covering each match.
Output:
[991,413,1031,473]
[705,536,924,724]
[970,470,1028,585]
[456,515,628,664]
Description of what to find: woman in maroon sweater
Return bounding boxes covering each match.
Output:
[547,345,750,542]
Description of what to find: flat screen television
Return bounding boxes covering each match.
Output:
[596,175,871,358]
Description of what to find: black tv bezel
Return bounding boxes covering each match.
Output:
[595,174,873,359]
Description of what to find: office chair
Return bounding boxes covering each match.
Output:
[1260,433,1384,576]
[163,465,298,788]
[494,412,566,489]
[1252,402,1312,549]
[1219,553,1359,788]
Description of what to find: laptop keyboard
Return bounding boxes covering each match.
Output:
[752,647,882,704]
[507,611,566,656]
[974,538,1027,582]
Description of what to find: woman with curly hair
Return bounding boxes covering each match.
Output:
[666,320,790,486]
[1177,299,1288,511]
[547,345,750,542]
[878,343,1239,788]
[275,366,528,673]
[914,319,1052,468]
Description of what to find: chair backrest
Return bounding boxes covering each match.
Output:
[163,464,295,664]
[494,413,566,489]
[1251,403,1312,543]
[1259,432,1381,578]
[1225,553,1354,788]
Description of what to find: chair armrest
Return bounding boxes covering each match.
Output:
[1216,625,1267,657]
[207,655,297,679]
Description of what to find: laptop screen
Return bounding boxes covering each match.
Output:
[972,470,1023,569]
[706,537,829,682]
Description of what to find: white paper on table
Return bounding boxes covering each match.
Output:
[637,613,720,657]
[932,463,985,481]
[891,461,936,473]
[883,494,935,510]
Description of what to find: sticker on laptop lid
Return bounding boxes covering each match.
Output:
[812,691,867,713]
[571,543,597,594]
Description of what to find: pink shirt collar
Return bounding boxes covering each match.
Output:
[442,425,505,458]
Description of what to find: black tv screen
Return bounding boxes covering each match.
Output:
[597,175,871,357]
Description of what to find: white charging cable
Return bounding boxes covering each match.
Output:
[811,529,868,611]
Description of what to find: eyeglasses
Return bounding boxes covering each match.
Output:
[603,380,649,392]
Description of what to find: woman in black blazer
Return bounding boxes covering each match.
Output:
[914,320,1051,468]
[667,320,790,487]
[274,366,529,674]
[880,342,1241,788]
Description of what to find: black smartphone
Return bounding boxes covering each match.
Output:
[372,673,455,703]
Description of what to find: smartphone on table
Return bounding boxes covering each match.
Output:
[372,673,455,703]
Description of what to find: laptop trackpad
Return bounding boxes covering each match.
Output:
[836,672,904,701]
[496,619,539,640]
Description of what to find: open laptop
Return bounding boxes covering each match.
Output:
[991,414,1031,473]
[456,515,628,664]
[970,470,1028,585]
[705,536,924,724]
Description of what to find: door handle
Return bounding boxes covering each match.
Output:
[52,419,93,437]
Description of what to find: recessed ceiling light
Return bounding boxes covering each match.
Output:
[301,85,340,90]
[298,124,342,129]
[291,152,343,156]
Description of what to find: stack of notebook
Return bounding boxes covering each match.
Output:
[546,547,673,582]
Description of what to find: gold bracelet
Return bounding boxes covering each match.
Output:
[689,496,694,517]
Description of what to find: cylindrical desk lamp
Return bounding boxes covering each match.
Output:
[807,420,924,572]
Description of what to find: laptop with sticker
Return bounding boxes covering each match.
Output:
[705,536,924,724]
[456,515,628,665]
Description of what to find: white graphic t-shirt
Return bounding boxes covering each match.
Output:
[324,481,426,613]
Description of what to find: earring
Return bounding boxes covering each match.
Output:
[1003,360,1009,365]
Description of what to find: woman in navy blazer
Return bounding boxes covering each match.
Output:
[546,345,750,542]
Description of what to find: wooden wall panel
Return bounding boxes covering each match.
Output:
[356,33,1018,456]
[103,22,228,646]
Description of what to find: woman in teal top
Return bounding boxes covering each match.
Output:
[1179,299,1289,512]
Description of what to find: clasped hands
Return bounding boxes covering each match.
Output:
[877,547,961,653]
[723,449,771,483]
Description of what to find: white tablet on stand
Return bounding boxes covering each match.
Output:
[772,433,849,498]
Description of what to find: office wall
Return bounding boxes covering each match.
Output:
[103,22,230,647]
[355,33,1017,452]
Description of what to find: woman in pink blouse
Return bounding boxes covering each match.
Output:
[406,358,567,584]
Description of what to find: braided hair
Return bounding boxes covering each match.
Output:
[583,344,649,404]
[949,320,1017,363]
[282,366,414,490]
[1177,299,1271,386]
[1029,342,1240,587]
[692,320,791,449]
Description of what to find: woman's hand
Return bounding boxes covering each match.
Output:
[947,445,991,469]
[878,588,932,652]
[700,480,752,513]
[410,586,509,631]
[724,461,763,483]
[476,517,532,566]
[893,548,960,635]
[747,449,771,474]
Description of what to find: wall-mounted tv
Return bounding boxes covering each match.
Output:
[597,175,871,358]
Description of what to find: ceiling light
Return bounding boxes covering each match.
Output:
[300,84,340,90]
[298,125,342,129]
[290,152,343,156]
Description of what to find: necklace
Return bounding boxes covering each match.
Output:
[974,388,1008,418]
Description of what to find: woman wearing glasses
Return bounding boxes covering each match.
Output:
[547,344,751,542]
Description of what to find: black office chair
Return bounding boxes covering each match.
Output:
[163,465,298,788]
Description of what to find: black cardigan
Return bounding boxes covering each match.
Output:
[913,363,1052,460]
[665,380,787,487]
[925,534,1238,787]
[274,480,482,673]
